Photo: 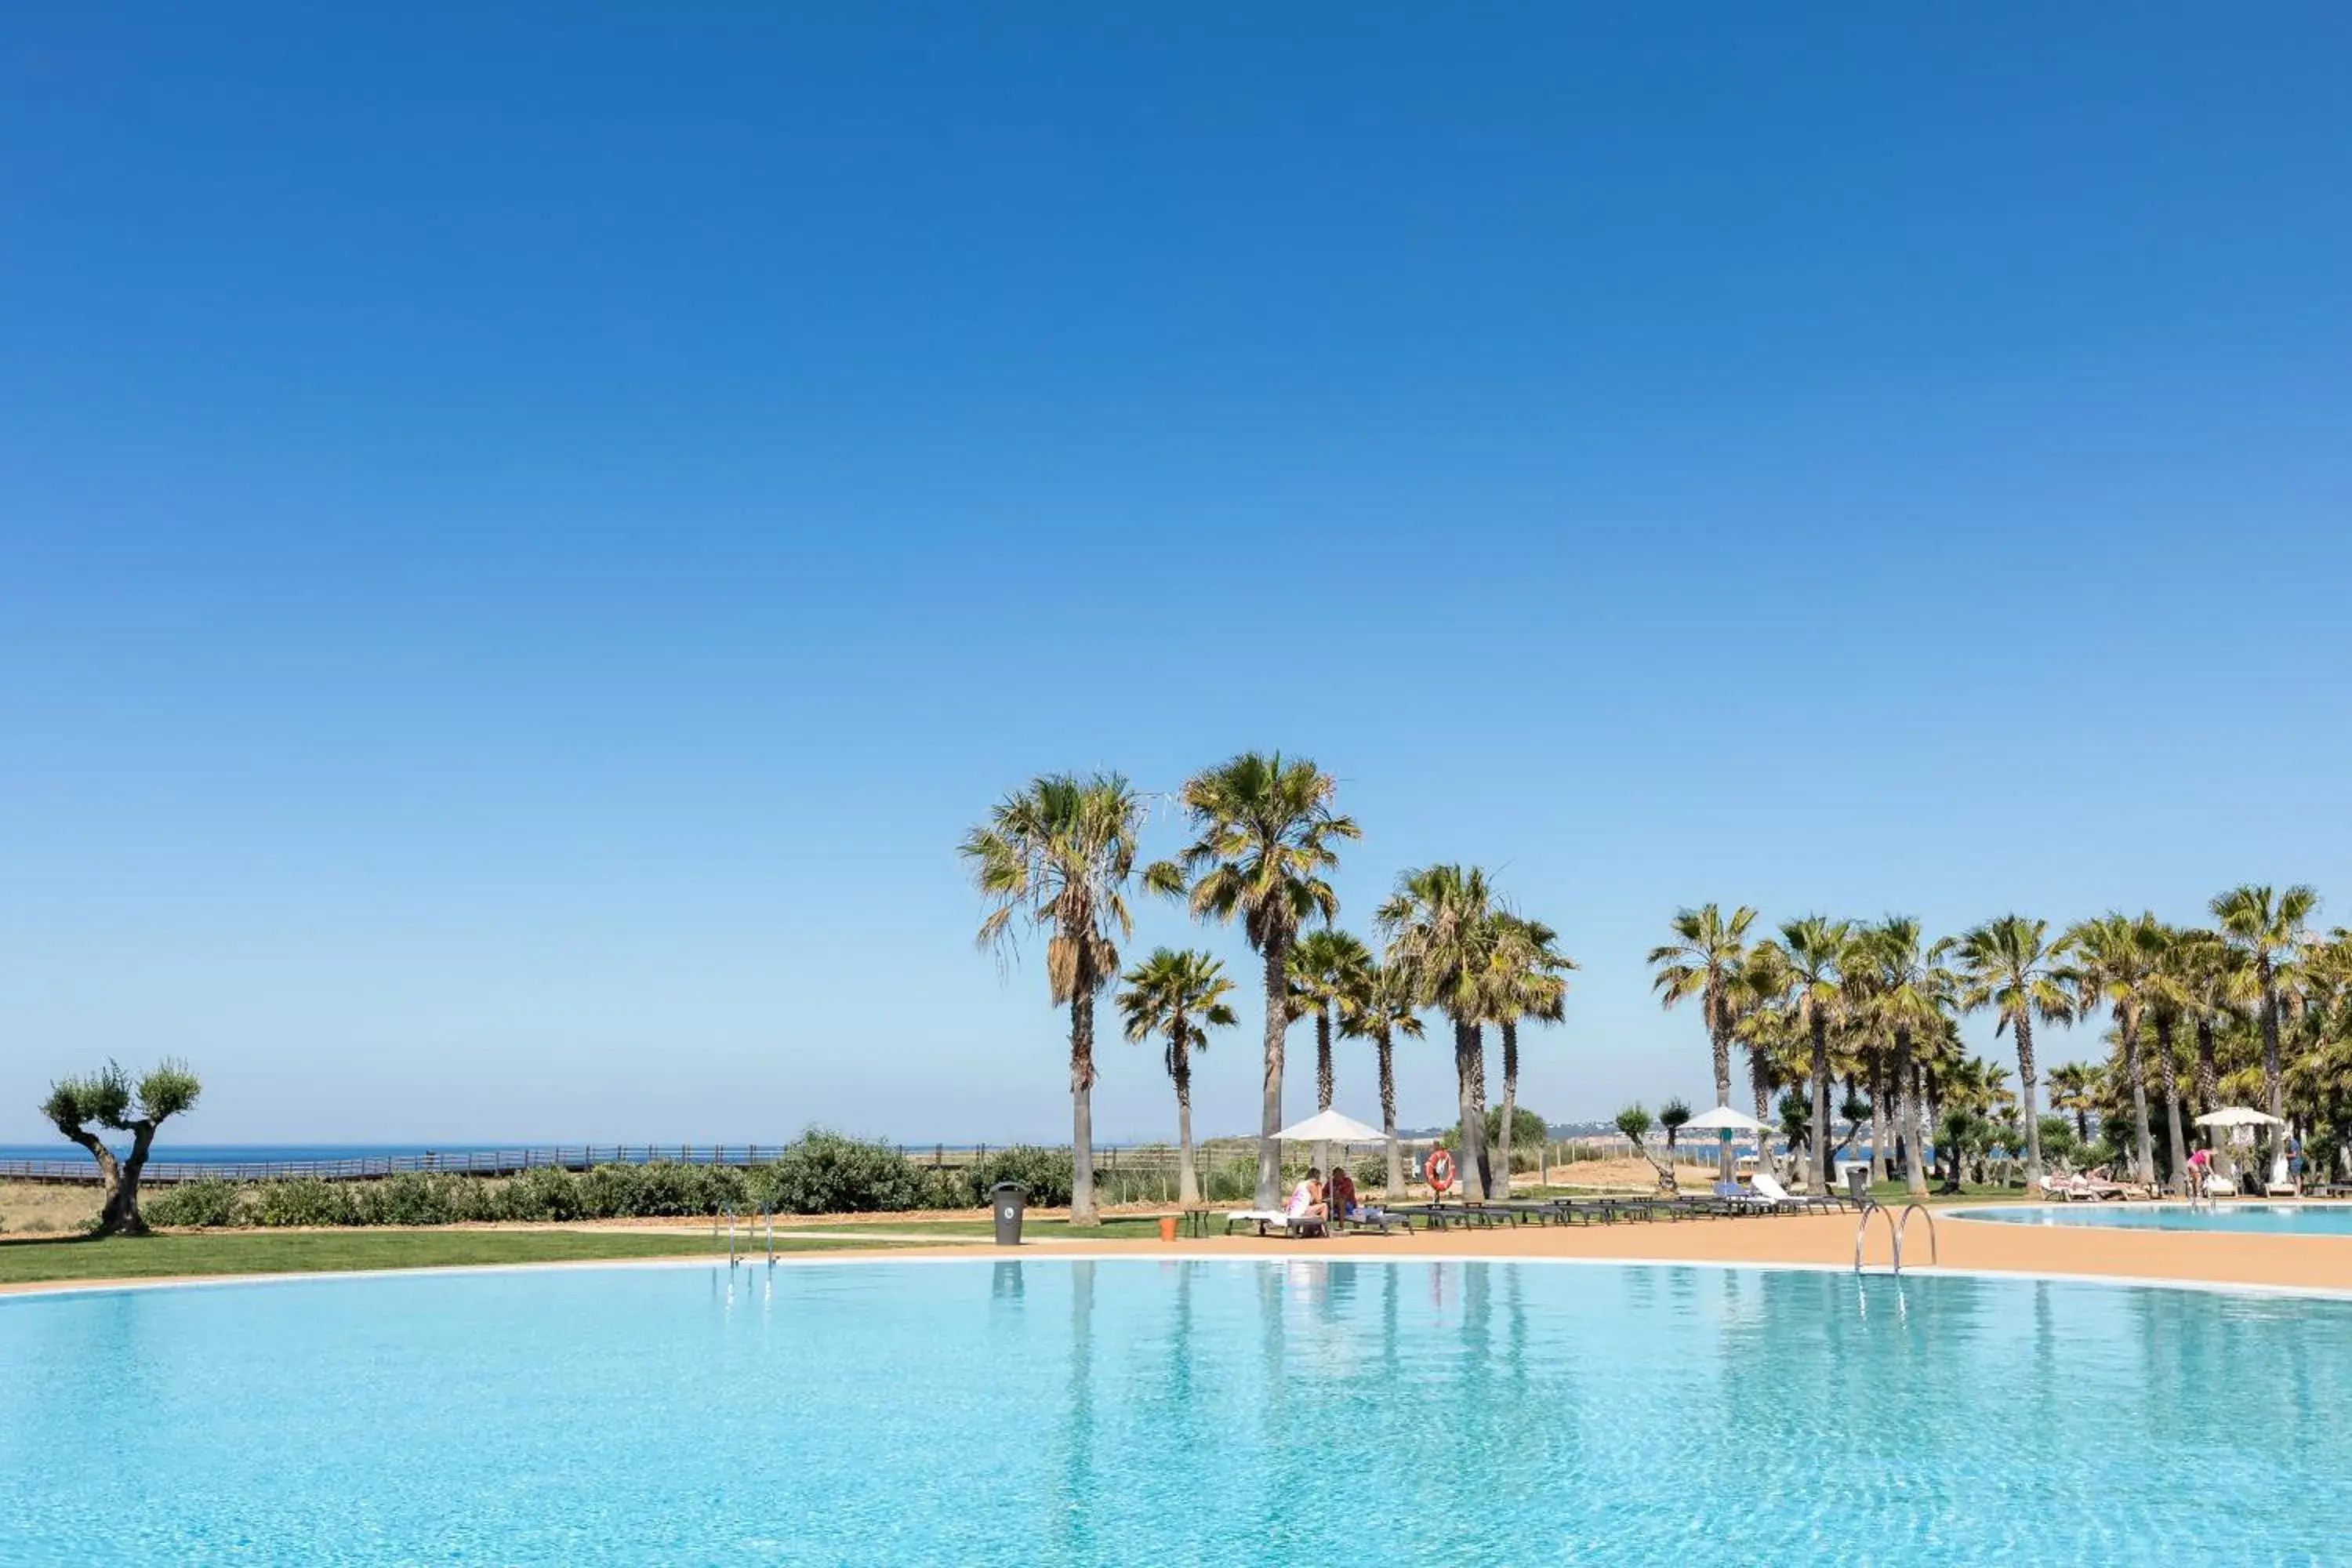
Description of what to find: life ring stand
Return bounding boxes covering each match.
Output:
[1425,1148,1456,1196]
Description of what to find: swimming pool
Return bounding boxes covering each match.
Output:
[4,1258,2349,1564]
[1959,1202,2352,1235]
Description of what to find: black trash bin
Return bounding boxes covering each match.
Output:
[990,1181,1027,1246]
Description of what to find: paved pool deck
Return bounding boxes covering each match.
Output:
[11,1204,2352,1298]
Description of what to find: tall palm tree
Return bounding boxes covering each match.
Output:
[1648,904,1758,1178]
[2211,884,2321,1161]
[1486,914,1574,1195]
[2063,913,2158,1183]
[1759,916,1853,1196]
[963,772,1151,1224]
[1338,960,1425,1197]
[1958,914,2079,1192]
[1378,863,1501,1202]
[1286,927,1372,1178]
[1115,948,1237,1204]
[1151,753,1359,1210]
[1854,917,1958,1197]
[2177,927,2244,1174]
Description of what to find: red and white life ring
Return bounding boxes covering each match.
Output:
[1425,1148,1456,1194]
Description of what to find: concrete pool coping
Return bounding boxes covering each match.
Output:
[9,1208,2352,1302]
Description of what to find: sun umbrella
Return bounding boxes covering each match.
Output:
[1274,1109,1384,1144]
[2193,1106,2284,1127]
[1682,1104,1768,1182]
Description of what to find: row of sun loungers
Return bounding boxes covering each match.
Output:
[1224,1172,1859,1236]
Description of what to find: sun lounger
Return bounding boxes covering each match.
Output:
[1223,1209,1327,1237]
[1336,1208,1414,1236]
[2264,1157,2301,1198]
[1749,1172,1849,1212]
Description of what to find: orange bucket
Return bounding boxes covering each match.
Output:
[1157,1216,1179,1243]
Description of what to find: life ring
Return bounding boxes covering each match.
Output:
[1425,1149,1455,1194]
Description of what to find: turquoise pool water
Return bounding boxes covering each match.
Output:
[4,1259,2350,1564]
[1961,1202,2352,1234]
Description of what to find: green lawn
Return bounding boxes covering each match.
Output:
[0,1228,926,1288]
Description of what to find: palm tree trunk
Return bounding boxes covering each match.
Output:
[1174,1044,1199,1206]
[1709,994,1734,1181]
[1808,1014,1831,1197]
[1750,1050,1774,1181]
[1378,1029,1403,1199]
[1469,1024,1492,1199]
[2155,1014,2187,1189]
[2016,1012,2044,1192]
[1069,989,1098,1225]
[2196,1013,2228,1179]
[2122,1009,2154,1185]
[1904,1045,1929,1198]
[1497,1019,1519,1196]
[1868,1053,1889,1186]
[1453,1018,1486,1203]
[1313,1002,1335,1188]
[2261,978,2285,1167]
[1256,939,1287,1210]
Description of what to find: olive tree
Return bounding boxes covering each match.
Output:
[43,1060,201,1236]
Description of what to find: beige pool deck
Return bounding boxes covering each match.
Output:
[9,1204,2352,1298]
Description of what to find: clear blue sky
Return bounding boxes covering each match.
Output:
[5,5,2347,1145]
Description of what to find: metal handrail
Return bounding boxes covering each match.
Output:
[1854,1200,1898,1275]
[1896,1202,1938,1269]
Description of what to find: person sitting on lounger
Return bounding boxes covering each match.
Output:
[1287,1171,1327,1222]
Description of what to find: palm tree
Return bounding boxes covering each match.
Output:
[1286,927,1372,1179]
[1732,941,1797,1178]
[1648,904,1758,1178]
[2211,884,2321,1162]
[1115,948,1237,1204]
[2177,927,2244,1175]
[1760,916,1853,1196]
[1151,753,1360,1210]
[963,772,1151,1224]
[1853,917,1958,1197]
[1379,863,1502,1201]
[2048,1062,2099,1144]
[1958,914,2079,1192]
[1338,960,1425,1196]
[2064,913,2159,1183]
[1487,914,1574,1195]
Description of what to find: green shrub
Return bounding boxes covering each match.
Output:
[499,1165,583,1221]
[958,1145,1073,1209]
[145,1178,245,1229]
[758,1132,945,1214]
[252,1177,353,1228]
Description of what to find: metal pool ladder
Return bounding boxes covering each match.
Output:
[1854,1200,1939,1276]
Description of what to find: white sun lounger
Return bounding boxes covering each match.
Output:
[1223,1209,1327,1237]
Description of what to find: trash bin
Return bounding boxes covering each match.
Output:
[1846,1164,1870,1203]
[990,1182,1027,1246]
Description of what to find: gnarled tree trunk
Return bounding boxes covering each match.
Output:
[1867,1054,1889,1186]
[1710,994,1734,1181]
[2121,1008,2154,1185]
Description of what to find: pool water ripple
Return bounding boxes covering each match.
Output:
[2,1259,2348,1565]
